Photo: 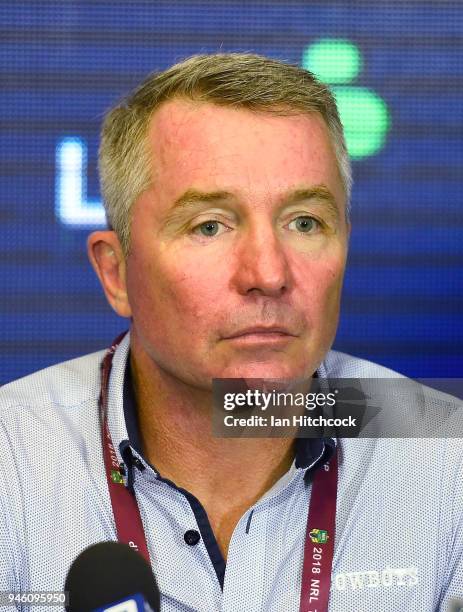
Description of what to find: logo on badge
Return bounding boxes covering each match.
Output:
[111,469,124,484]
[309,529,329,544]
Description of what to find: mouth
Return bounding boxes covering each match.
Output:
[223,326,297,345]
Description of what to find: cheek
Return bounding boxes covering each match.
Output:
[168,272,222,326]
[292,251,346,312]
[127,248,226,329]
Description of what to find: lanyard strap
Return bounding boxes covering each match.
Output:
[299,451,338,612]
[99,334,151,562]
[100,338,338,611]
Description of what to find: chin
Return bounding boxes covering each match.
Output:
[216,361,314,381]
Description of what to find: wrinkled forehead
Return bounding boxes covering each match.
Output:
[142,99,346,214]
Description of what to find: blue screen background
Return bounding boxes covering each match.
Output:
[1,1,462,383]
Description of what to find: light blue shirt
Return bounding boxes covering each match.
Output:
[0,332,462,611]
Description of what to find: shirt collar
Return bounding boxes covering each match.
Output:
[122,349,335,472]
[123,356,143,455]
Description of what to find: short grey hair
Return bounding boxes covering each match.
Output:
[99,53,352,255]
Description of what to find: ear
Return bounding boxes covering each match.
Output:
[87,231,132,318]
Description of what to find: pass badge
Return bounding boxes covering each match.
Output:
[309,529,329,545]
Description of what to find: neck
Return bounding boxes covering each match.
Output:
[129,339,296,557]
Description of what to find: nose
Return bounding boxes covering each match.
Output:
[231,223,291,298]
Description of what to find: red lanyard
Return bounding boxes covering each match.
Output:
[99,336,338,611]
[99,334,151,562]
[299,450,338,612]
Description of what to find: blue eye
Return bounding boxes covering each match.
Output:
[198,221,219,236]
[192,220,230,238]
[288,216,319,233]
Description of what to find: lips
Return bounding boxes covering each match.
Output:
[224,326,296,339]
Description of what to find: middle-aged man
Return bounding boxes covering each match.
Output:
[0,53,462,611]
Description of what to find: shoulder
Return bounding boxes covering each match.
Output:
[0,350,112,590]
[323,350,462,454]
[0,350,106,417]
[320,350,406,379]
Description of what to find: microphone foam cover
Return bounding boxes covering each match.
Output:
[64,541,160,611]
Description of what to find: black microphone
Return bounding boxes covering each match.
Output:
[64,541,160,611]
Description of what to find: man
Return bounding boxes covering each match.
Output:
[0,53,462,611]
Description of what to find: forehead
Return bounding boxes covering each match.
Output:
[145,98,345,208]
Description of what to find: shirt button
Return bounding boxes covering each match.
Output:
[132,457,145,471]
[184,530,201,546]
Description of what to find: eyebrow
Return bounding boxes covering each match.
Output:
[171,189,233,210]
[165,184,340,221]
[282,186,340,219]
[161,190,236,229]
